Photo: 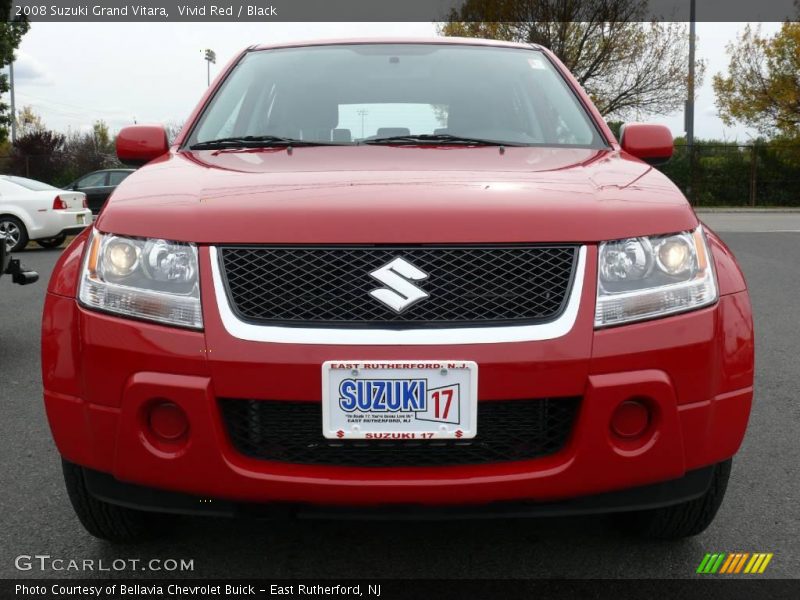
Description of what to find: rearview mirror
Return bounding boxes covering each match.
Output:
[619,123,673,166]
[116,124,169,167]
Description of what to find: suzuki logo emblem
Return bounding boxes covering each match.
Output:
[369,257,430,313]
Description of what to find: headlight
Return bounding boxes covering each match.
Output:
[79,230,202,329]
[595,227,717,327]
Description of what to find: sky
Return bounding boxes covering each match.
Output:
[6,21,784,142]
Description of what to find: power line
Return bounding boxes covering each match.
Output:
[14,91,123,116]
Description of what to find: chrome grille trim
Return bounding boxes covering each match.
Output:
[209,246,587,345]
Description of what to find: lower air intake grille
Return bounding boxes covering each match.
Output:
[219,397,580,467]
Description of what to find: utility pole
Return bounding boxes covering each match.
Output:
[357,109,368,138]
[9,60,16,143]
[685,0,696,202]
[204,49,216,86]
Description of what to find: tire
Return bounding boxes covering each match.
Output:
[61,459,165,543]
[616,459,732,540]
[36,233,67,249]
[0,216,28,253]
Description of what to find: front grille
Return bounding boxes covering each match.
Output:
[219,398,580,467]
[219,245,578,327]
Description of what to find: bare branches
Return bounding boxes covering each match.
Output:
[439,0,699,119]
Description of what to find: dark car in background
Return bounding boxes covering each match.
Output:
[65,169,134,215]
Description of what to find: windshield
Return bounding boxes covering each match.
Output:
[2,175,58,191]
[187,44,605,148]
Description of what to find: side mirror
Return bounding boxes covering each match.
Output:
[619,123,673,166]
[116,124,169,167]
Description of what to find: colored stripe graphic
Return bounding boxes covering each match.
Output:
[697,553,727,574]
[699,552,773,575]
[758,554,774,573]
[711,554,726,573]
[747,553,774,574]
[720,553,737,573]
[697,554,713,573]
[734,553,750,573]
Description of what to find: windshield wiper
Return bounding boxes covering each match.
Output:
[363,133,521,146]
[189,135,342,150]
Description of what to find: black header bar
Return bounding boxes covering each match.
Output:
[6,0,800,23]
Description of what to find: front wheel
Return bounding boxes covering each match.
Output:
[62,459,165,543]
[616,459,732,540]
[36,233,68,249]
[0,216,28,253]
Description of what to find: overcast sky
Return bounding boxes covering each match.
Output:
[7,21,783,142]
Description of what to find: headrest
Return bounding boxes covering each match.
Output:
[332,128,352,142]
[286,92,339,131]
[376,127,411,138]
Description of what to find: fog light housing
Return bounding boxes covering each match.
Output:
[147,401,189,442]
[610,400,650,439]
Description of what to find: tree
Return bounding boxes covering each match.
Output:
[0,1,30,142]
[59,120,121,185]
[439,0,703,119]
[10,128,66,183]
[713,22,800,139]
[17,105,44,136]
[164,121,185,145]
[93,119,111,149]
[6,106,122,185]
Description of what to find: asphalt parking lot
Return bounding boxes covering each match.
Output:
[1,213,798,580]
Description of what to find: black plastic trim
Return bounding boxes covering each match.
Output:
[82,465,715,520]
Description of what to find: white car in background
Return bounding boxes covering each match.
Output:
[0,175,92,252]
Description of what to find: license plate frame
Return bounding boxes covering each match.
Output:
[322,360,478,440]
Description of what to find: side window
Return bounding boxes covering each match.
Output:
[77,172,108,188]
[213,93,247,139]
[108,172,131,186]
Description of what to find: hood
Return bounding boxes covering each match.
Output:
[96,146,697,244]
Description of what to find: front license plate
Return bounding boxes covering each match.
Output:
[322,360,478,440]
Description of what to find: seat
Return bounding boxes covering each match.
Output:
[376,127,411,138]
[275,90,339,141]
[332,128,352,143]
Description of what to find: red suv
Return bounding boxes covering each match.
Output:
[42,39,754,542]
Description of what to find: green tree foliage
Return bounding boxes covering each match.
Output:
[439,0,703,118]
[605,120,623,140]
[0,1,30,143]
[713,21,800,140]
[92,119,111,148]
[659,140,800,207]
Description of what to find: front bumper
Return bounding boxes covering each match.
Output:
[42,244,754,509]
[81,462,717,518]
